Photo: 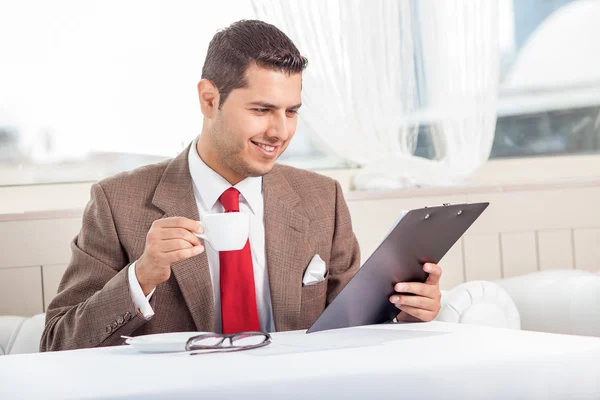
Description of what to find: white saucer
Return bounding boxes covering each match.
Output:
[125,332,209,353]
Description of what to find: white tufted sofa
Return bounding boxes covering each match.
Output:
[495,269,600,337]
[437,280,521,330]
[436,269,600,336]
[1,269,599,355]
[0,314,45,356]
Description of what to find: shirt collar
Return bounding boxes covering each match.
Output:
[187,139,262,214]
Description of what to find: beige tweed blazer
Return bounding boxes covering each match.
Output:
[41,145,360,351]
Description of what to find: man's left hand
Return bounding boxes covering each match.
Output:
[389,263,442,322]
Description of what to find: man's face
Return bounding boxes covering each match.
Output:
[209,64,302,180]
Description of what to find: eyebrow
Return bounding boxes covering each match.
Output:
[248,101,302,110]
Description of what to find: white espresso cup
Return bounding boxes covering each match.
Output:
[194,212,250,251]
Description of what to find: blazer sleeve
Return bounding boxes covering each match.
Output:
[40,183,153,352]
[325,180,361,305]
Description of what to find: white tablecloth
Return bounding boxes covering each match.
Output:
[1,322,600,399]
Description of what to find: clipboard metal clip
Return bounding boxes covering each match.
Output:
[424,202,467,209]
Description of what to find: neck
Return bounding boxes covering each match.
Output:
[196,133,244,186]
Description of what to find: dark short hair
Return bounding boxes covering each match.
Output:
[201,20,308,107]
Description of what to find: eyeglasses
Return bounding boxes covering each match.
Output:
[185,331,272,355]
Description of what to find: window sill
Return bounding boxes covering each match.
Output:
[1,153,600,217]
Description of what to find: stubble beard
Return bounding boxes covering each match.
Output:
[211,118,272,179]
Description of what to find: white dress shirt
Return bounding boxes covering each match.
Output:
[128,140,275,333]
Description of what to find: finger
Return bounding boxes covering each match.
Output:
[156,238,196,253]
[394,282,438,299]
[389,294,438,311]
[155,217,202,233]
[164,245,204,263]
[424,263,442,285]
[395,305,436,322]
[157,228,201,246]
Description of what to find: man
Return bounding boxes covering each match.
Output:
[41,20,442,352]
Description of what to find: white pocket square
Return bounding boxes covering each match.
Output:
[302,254,327,286]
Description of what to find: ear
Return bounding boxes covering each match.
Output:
[197,79,220,118]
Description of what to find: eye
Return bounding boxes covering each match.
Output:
[253,108,268,113]
[286,110,299,115]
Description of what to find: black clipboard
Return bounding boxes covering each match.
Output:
[307,202,489,333]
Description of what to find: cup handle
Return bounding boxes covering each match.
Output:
[195,232,207,240]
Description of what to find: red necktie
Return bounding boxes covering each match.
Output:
[218,187,260,334]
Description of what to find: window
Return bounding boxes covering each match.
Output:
[414,0,600,161]
[491,0,600,159]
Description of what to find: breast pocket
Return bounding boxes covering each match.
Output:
[300,271,329,328]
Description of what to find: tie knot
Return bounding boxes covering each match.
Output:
[219,187,240,212]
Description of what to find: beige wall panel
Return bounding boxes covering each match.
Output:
[500,231,538,278]
[42,264,69,311]
[347,195,467,262]
[537,230,574,270]
[438,239,465,291]
[467,187,600,234]
[573,228,600,272]
[464,234,502,281]
[0,266,43,316]
[0,218,81,268]
[0,183,91,214]
[466,154,600,186]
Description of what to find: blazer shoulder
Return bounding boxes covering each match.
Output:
[273,163,338,190]
[95,158,172,199]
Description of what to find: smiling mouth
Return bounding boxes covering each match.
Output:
[251,140,278,153]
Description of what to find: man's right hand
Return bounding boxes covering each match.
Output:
[136,217,205,295]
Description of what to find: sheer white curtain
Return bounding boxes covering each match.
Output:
[253,0,499,189]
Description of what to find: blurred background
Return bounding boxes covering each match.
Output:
[1,0,599,188]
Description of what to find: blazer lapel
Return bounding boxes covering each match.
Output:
[151,145,215,333]
[263,166,309,331]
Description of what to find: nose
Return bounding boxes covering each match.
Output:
[265,112,289,143]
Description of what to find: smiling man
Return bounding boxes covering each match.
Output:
[40,20,442,351]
